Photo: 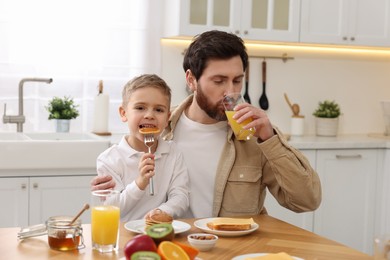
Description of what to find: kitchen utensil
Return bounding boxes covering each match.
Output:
[70,203,90,225]
[140,130,158,196]
[284,93,300,117]
[259,60,269,110]
[56,203,90,240]
[243,63,251,104]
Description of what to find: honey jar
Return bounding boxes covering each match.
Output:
[46,216,84,251]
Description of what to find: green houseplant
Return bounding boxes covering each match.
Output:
[313,100,341,118]
[313,100,341,136]
[46,96,79,132]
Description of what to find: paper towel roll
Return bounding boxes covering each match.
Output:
[291,117,304,136]
[92,93,109,134]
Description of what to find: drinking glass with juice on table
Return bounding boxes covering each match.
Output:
[223,93,255,140]
[91,190,120,253]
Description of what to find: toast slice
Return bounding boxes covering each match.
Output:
[206,217,255,231]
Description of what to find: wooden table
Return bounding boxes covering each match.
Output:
[1,215,373,260]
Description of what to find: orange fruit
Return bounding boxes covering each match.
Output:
[173,241,199,260]
[157,241,190,260]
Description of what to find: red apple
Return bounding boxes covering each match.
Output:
[124,234,157,260]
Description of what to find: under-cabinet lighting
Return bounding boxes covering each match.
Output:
[161,38,390,60]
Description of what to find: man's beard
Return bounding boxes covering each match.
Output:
[195,84,227,121]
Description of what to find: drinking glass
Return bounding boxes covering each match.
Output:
[223,93,255,140]
[91,190,120,253]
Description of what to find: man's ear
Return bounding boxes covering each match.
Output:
[119,106,127,122]
[185,69,196,92]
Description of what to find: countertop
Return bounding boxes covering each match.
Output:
[101,133,390,149]
[3,215,372,260]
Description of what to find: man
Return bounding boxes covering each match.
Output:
[91,30,321,218]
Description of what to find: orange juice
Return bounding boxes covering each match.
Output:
[225,111,255,140]
[91,205,120,245]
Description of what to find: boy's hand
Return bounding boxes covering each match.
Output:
[136,153,155,190]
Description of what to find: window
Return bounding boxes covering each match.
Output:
[0,0,162,133]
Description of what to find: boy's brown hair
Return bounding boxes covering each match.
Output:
[122,74,171,108]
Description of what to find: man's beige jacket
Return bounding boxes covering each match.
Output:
[163,95,321,217]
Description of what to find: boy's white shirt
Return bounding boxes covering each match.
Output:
[174,112,227,218]
[96,136,189,221]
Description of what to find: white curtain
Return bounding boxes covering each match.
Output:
[0,0,163,133]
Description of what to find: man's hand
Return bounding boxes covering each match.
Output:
[233,102,274,141]
[90,175,116,191]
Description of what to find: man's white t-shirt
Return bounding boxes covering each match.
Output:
[173,112,227,218]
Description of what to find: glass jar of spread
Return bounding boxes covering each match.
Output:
[46,216,84,251]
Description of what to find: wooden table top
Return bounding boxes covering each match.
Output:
[2,215,373,260]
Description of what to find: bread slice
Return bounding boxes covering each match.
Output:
[206,217,255,231]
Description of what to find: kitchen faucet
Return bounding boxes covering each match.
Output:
[3,77,53,132]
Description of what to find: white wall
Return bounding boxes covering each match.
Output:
[161,39,390,135]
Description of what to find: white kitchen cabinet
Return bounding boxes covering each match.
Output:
[314,149,379,255]
[300,0,390,47]
[163,0,300,42]
[264,149,316,231]
[1,175,93,228]
[0,177,29,228]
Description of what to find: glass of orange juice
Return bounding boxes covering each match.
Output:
[223,93,255,140]
[91,190,120,253]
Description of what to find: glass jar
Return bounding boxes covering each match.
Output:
[46,216,84,251]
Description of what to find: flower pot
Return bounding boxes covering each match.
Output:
[55,119,71,132]
[315,117,339,137]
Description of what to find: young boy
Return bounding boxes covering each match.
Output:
[96,74,189,221]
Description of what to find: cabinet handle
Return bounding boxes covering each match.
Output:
[350,37,355,41]
[342,36,348,41]
[21,183,27,189]
[243,30,248,35]
[335,154,362,159]
[33,183,38,189]
[234,30,240,35]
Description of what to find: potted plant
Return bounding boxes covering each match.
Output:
[46,96,79,132]
[313,100,341,136]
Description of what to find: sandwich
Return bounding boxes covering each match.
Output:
[206,217,255,231]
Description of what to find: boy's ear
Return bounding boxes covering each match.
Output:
[119,106,127,122]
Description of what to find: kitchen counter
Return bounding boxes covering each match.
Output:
[103,133,390,149]
[289,133,390,149]
[3,215,372,260]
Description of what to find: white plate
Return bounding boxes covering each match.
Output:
[193,218,259,237]
[232,253,303,260]
[124,219,191,234]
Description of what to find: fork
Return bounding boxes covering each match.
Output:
[143,133,155,196]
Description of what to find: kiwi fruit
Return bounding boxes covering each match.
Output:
[145,223,175,245]
[131,251,161,260]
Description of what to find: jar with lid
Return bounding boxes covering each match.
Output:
[46,216,84,251]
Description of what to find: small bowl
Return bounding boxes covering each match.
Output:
[187,233,218,251]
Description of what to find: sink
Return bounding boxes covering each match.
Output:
[0,132,111,170]
[24,132,103,141]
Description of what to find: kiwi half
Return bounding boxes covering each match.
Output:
[131,251,161,260]
[145,223,174,245]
